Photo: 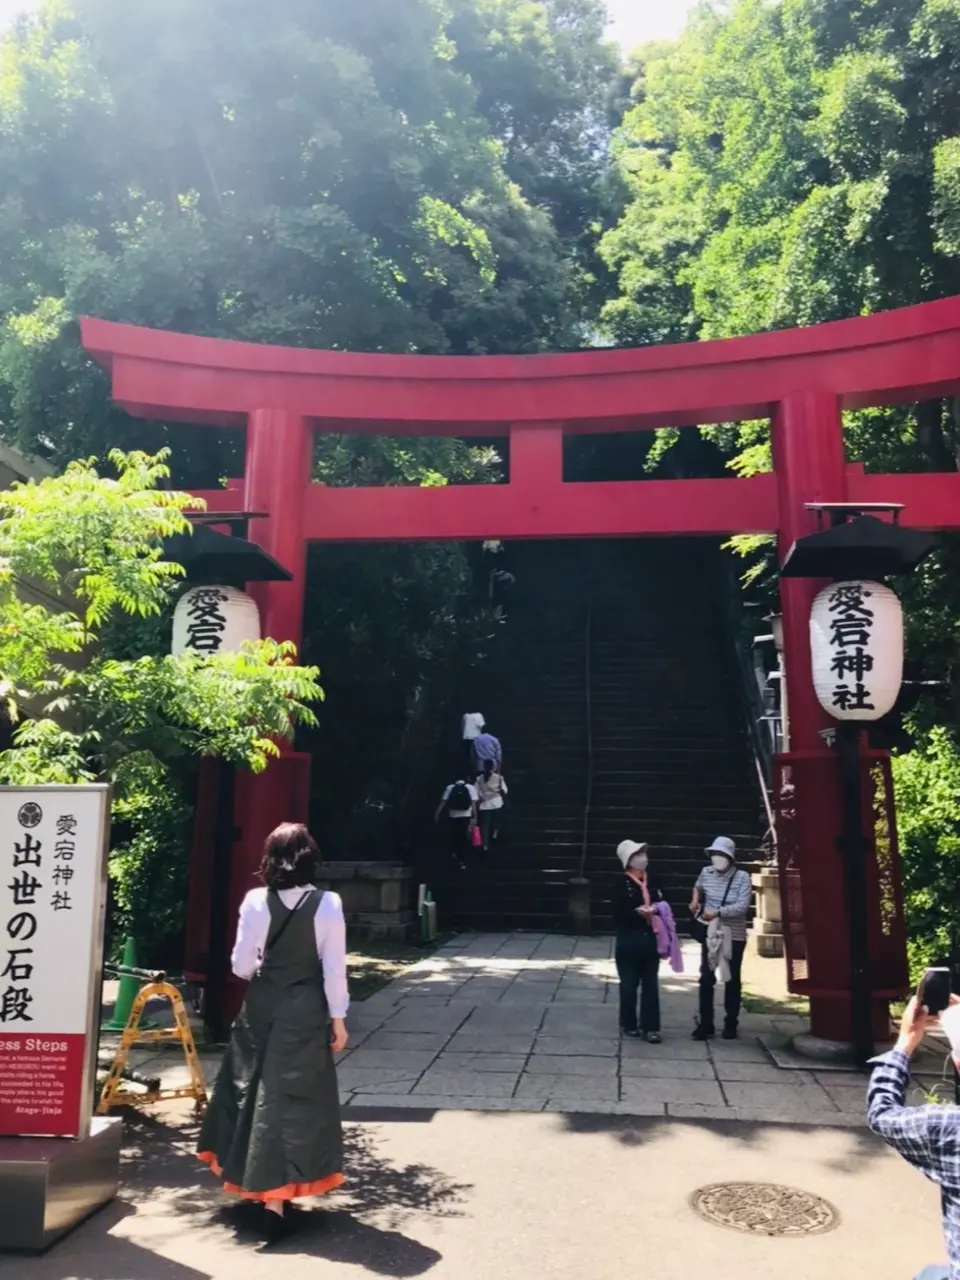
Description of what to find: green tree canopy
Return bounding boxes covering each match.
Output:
[0,449,321,781]
[601,0,960,561]
[603,0,960,348]
[0,449,323,955]
[0,0,621,472]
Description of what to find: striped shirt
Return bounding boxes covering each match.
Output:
[694,865,751,942]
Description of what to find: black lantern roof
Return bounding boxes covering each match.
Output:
[164,523,293,586]
[781,509,936,579]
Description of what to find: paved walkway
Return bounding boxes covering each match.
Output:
[334,933,945,1124]
[109,933,950,1125]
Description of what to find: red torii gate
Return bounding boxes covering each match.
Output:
[82,296,960,1040]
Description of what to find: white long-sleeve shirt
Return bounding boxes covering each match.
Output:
[230,885,350,1019]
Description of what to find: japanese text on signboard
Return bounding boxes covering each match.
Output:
[1,806,77,1026]
[0,786,108,1138]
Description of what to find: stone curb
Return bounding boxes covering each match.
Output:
[340,1094,870,1127]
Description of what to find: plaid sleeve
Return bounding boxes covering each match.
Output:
[868,1050,955,1189]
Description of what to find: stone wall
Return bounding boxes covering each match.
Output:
[317,862,416,938]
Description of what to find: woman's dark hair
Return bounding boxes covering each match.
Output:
[482,759,495,780]
[258,823,321,891]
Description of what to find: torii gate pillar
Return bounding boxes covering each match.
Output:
[773,393,891,1042]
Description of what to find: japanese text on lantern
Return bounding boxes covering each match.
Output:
[827,582,875,713]
[1,807,78,1026]
[183,587,228,653]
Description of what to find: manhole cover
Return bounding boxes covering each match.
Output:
[690,1182,839,1237]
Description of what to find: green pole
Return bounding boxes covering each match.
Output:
[101,936,152,1032]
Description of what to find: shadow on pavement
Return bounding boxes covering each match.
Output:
[0,1201,213,1279]
[118,1108,462,1275]
[339,1123,469,1225]
[344,1096,888,1180]
[1,1108,467,1278]
[255,1207,443,1275]
[556,1111,888,1170]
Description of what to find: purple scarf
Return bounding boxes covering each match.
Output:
[653,901,684,973]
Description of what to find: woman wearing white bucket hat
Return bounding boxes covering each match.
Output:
[690,837,751,1040]
[612,839,665,1042]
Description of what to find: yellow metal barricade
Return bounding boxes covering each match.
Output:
[97,966,208,1116]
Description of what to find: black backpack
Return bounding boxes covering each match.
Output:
[446,781,472,812]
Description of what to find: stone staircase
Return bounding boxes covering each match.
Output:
[432,538,764,932]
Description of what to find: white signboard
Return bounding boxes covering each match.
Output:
[0,786,110,1138]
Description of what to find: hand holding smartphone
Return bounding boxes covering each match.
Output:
[918,967,953,1016]
[916,968,960,1060]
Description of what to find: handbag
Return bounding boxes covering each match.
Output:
[690,870,741,944]
[471,823,483,848]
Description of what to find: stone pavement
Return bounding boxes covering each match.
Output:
[111,933,952,1126]
[333,933,947,1124]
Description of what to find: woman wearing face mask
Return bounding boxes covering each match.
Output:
[612,840,665,1042]
[690,836,751,1041]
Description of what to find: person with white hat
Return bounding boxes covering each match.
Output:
[612,839,665,1042]
[461,712,485,774]
[689,837,751,1040]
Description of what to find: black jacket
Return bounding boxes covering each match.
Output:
[611,874,665,934]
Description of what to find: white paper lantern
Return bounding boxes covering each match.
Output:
[172,585,261,656]
[809,579,903,722]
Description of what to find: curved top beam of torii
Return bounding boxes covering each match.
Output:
[81,295,960,435]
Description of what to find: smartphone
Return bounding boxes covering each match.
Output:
[918,967,953,1016]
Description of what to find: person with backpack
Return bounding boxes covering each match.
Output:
[475,759,508,852]
[435,777,479,866]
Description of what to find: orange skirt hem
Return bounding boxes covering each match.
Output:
[197,1150,344,1202]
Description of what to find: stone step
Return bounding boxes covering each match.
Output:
[435,537,764,930]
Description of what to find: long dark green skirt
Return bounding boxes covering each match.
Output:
[198,892,343,1201]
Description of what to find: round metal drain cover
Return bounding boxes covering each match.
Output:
[691,1182,839,1237]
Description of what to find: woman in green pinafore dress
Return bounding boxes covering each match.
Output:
[198,823,349,1238]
